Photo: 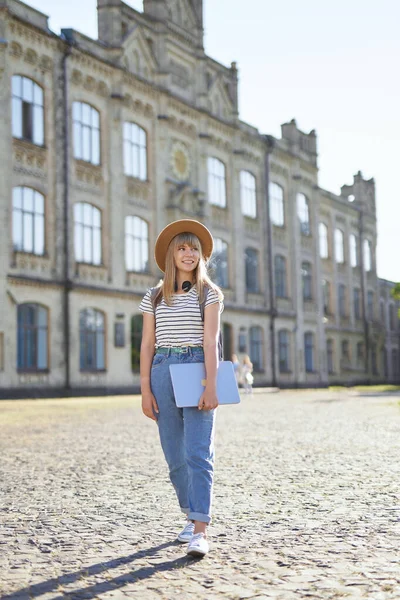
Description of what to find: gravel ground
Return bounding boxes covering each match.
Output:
[1,389,400,599]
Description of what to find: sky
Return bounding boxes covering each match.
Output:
[28,0,400,283]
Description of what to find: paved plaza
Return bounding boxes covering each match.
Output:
[0,389,400,600]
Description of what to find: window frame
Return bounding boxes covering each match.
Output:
[269,182,284,227]
[73,101,101,165]
[249,326,263,372]
[12,186,45,256]
[349,233,358,267]
[12,75,44,146]
[319,222,329,259]
[274,254,287,298]
[123,121,147,180]
[211,237,229,288]
[245,247,259,293]
[17,303,48,372]
[74,202,102,266]
[278,329,290,373]
[297,193,310,236]
[125,215,149,273]
[334,228,345,264]
[79,308,106,372]
[304,331,314,373]
[240,170,257,219]
[301,261,313,301]
[207,157,226,208]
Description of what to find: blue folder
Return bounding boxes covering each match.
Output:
[169,361,241,407]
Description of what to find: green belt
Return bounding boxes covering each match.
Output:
[157,346,203,354]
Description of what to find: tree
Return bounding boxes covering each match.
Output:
[391,283,400,319]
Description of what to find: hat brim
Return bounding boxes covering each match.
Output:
[154,219,214,272]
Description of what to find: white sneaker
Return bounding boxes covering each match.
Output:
[177,521,195,543]
[186,532,209,557]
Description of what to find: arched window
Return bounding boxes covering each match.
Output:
[319,223,328,258]
[297,193,310,235]
[79,308,105,371]
[304,332,314,372]
[211,238,229,288]
[278,330,290,373]
[74,203,102,265]
[301,262,312,301]
[274,255,287,298]
[240,171,256,218]
[270,182,284,226]
[12,187,45,255]
[249,326,263,372]
[363,239,372,272]
[12,75,44,145]
[73,102,100,165]
[17,304,48,370]
[327,339,334,374]
[349,233,358,267]
[125,216,149,273]
[245,248,259,293]
[334,228,344,263]
[207,157,226,207]
[131,314,143,373]
[123,122,147,180]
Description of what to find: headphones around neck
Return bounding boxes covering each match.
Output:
[174,280,192,292]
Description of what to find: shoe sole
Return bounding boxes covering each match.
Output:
[187,547,208,557]
[177,536,191,543]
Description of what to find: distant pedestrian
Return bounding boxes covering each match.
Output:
[242,355,254,394]
[232,353,241,386]
[139,219,224,558]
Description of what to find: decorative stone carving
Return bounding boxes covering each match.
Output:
[39,55,53,71]
[10,41,23,58]
[75,263,107,282]
[24,48,38,65]
[211,205,229,230]
[13,139,47,177]
[75,162,104,189]
[244,218,260,238]
[170,141,191,181]
[97,81,109,97]
[71,69,83,85]
[84,76,96,91]
[126,178,150,203]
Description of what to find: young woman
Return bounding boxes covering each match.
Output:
[139,219,223,557]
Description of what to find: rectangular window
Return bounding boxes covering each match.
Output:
[270,182,284,226]
[367,291,374,320]
[304,332,314,373]
[278,330,290,373]
[335,229,344,264]
[327,339,334,374]
[338,284,346,317]
[353,288,361,320]
[245,248,259,293]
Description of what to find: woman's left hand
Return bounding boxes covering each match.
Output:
[198,388,219,411]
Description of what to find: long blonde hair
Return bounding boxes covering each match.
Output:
[153,232,224,307]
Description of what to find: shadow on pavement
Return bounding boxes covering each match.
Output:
[2,541,197,600]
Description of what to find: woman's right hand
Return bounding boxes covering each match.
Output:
[141,390,159,421]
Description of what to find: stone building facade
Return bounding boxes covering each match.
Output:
[0,0,398,397]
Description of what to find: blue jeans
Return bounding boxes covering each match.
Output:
[150,347,216,524]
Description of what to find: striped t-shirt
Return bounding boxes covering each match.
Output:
[139,286,223,348]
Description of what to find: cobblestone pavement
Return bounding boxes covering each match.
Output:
[1,390,400,600]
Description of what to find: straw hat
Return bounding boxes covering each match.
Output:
[154,219,214,272]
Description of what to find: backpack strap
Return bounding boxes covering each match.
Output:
[201,286,224,361]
